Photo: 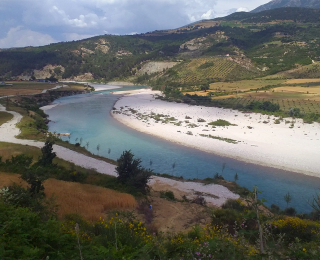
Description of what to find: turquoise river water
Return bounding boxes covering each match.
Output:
[45,85,320,213]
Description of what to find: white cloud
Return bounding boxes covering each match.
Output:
[0,0,271,47]
[0,27,56,48]
[64,33,97,41]
[236,7,249,12]
[201,9,215,20]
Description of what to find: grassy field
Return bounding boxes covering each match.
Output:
[0,172,137,220]
[0,111,13,126]
[0,141,106,170]
[0,82,54,96]
[0,82,90,97]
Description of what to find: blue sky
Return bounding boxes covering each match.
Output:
[0,0,270,48]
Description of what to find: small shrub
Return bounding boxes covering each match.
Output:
[222,199,245,212]
[211,208,241,227]
[160,190,175,201]
[284,207,297,216]
[208,119,236,126]
[270,203,281,213]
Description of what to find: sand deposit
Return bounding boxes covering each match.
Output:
[112,89,320,177]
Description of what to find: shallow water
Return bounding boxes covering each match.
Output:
[45,85,320,213]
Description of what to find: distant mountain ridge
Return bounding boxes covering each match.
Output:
[252,0,320,13]
[1,7,320,85]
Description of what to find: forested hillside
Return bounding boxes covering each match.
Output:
[1,7,320,85]
[252,0,320,13]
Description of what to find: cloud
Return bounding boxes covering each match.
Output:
[0,0,271,47]
[236,7,249,12]
[0,27,56,48]
[201,9,215,20]
[64,33,98,41]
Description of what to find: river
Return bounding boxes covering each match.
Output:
[44,84,320,213]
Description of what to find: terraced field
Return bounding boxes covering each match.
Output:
[173,57,257,85]
[184,78,320,114]
[210,79,320,114]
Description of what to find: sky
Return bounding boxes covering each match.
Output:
[0,0,271,48]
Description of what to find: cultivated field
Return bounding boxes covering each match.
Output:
[173,57,256,85]
[0,172,137,221]
[209,79,285,92]
[185,78,320,114]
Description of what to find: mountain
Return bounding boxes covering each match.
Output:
[252,0,320,13]
[1,7,320,87]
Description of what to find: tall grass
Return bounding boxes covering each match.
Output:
[0,112,13,126]
[0,173,137,221]
[0,142,41,162]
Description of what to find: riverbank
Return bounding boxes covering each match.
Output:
[0,100,239,207]
[111,89,320,177]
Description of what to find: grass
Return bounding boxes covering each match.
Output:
[2,98,116,164]
[0,111,13,126]
[0,172,137,221]
[0,82,89,97]
[0,141,111,171]
[0,82,54,97]
[208,119,236,127]
[54,140,117,165]
[199,134,238,144]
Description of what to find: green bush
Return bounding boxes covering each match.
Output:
[208,119,236,126]
[222,199,245,212]
[0,202,76,259]
[160,190,175,200]
[211,208,241,227]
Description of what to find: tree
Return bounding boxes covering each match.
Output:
[221,162,226,176]
[86,141,89,150]
[37,140,56,166]
[284,192,292,208]
[116,150,152,194]
[96,144,100,155]
[234,172,239,183]
[308,191,320,220]
[20,167,48,197]
[200,83,210,92]
[172,161,176,176]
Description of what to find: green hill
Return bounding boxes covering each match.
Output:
[1,7,320,86]
[252,0,320,13]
